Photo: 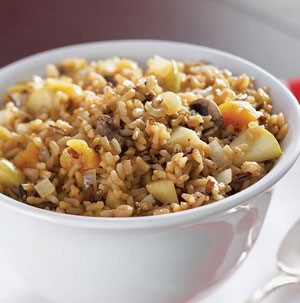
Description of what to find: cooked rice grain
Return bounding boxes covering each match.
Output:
[0,56,287,217]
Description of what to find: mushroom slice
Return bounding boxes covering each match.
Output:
[190,98,222,129]
[95,115,125,147]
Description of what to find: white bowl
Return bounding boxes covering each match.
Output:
[0,40,299,303]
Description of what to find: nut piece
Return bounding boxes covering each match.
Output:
[190,98,222,128]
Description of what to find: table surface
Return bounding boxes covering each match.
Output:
[1,157,300,302]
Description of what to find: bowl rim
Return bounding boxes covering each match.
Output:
[1,39,300,229]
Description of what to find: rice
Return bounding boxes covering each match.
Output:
[0,56,288,217]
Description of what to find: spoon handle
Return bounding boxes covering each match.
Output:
[245,273,300,303]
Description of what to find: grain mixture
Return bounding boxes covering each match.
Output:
[0,56,288,217]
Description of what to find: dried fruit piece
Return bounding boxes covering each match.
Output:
[219,101,261,130]
[14,142,40,169]
[60,139,99,170]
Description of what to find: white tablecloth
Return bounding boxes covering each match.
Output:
[1,157,300,303]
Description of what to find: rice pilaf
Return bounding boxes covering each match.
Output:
[0,56,287,217]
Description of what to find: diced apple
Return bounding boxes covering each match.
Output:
[160,91,182,115]
[146,56,181,92]
[166,60,181,93]
[146,179,178,204]
[216,168,232,184]
[26,88,54,115]
[0,159,25,187]
[148,56,169,74]
[230,126,282,162]
[168,126,201,147]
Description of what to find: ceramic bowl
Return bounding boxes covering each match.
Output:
[0,40,299,303]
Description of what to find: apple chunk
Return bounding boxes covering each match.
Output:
[230,126,282,162]
[146,56,181,92]
[146,179,178,204]
[168,126,201,148]
[0,159,25,187]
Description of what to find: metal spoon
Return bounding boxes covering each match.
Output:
[246,218,300,303]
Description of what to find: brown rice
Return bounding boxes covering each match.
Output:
[0,56,288,217]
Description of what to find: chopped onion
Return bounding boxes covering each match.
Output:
[83,169,97,192]
[32,75,44,88]
[208,140,230,167]
[145,101,166,117]
[217,168,232,184]
[193,86,213,97]
[34,178,55,198]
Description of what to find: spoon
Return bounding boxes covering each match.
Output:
[246,218,300,303]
